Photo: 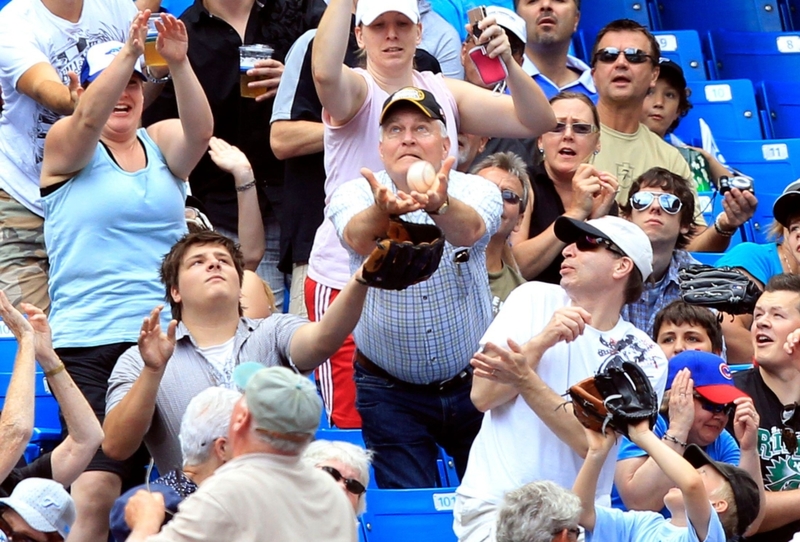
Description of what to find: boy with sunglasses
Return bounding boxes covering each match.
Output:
[731,273,800,542]
[589,20,739,254]
[620,167,702,336]
[612,351,764,526]
[454,215,668,542]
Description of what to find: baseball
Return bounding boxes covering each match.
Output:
[406,160,437,193]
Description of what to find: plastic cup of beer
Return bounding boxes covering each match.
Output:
[239,44,274,99]
[145,14,168,68]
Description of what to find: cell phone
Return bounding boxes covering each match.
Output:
[467,6,487,40]
[469,46,508,86]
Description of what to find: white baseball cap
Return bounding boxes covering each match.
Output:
[0,478,76,538]
[554,216,654,280]
[355,0,420,26]
[80,40,145,86]
[485,6,527,45]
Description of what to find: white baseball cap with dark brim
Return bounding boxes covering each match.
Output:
[554,216,654,281]
[485,6,527,45]
[80,40,146,86]
[0,478,76,538]
[355,0,420,26]
[773,179,800,228]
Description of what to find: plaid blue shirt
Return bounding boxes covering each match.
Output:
[328,170,502,384]
[621,250,700,337]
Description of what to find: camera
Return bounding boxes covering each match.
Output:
[718,175,754,195]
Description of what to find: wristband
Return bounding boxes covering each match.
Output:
[663,432,688,448]
[45,363,66,378]
[144,65,172,85]
[236,179,257,192]
[714,213,735,237]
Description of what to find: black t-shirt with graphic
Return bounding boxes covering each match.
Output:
[732,368,800,542]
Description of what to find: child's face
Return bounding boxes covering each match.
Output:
[656,321,715,359]
[663,465,728,514]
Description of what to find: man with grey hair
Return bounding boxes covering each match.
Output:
[124,364,355,542]
[303,440,373,516]
[471,152,532,315]
[328,86,502,488]
[496,480,582,542]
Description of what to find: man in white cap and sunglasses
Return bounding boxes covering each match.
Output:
[0,478,75,541]
[123,364,355,542]
[619,167,702,336]
[454,214,667,542]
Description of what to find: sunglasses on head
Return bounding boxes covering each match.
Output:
[594,47,653,64]
[782,403,799,455]
[548,121,599,136]
[574,235,625,256]
[321,466,367,496]
[501,189,522,206]
[692,392,735,416]
[0,514,42,542]
[630,191,683,215]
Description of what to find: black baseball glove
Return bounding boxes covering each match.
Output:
[679,265,761,315]
[360,217,445,290]
[569,356,658,437]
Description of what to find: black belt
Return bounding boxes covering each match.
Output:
[354,350,472,393]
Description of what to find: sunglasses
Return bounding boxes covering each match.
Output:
[501,189,522,206]
[574,235,625,257]
[692,392,735,416]
[0,515,40,542]
[321,466,367,496]
[782,403,799,455]
[630,191,683,215]
[548,121,599,136]
[594,47,653,64]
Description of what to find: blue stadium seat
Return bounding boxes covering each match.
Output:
[653,30,707,80]
[577,0,653,38]
[360,489,458,542]
[759,80,800,139]
[658,0,786,33]
[715,138,800,242]
[159,0,192,16]
[0,325,62,436]
[672,80,763,146]
[709,31,800,82]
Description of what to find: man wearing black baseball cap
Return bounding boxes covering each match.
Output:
[328,85,503,489]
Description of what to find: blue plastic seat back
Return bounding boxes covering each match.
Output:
[0,325,62,435]
[672,80,763,146]
[688,252,726,266]
[759,80,800,139]
[709,31,800,82]
[653,30,707,80]
[360,489,458,542]
[577,0,653,40]
[659,0,785,32]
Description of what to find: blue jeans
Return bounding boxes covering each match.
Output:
[354,363,483,488]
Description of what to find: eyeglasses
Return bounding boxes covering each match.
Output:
[0,515,39,542]
[692,392,735,416]
[593,47,653,64]
[574,235,625,257]
[548,121,599,136]
[501,189,522,206]
[630,191,683,215]
[321,466,367,496]
[782,403,799,455]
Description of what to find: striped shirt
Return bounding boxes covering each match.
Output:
[106,315,306,473]
[328,170,502,384]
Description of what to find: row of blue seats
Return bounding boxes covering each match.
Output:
[577,0,800,35]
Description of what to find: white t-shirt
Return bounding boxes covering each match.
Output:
[0,0,135,215]
[456,282,668,506]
